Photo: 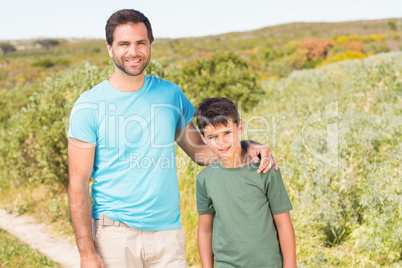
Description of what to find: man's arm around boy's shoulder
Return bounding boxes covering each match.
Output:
[197,213,215,268]
[273,212,297,268]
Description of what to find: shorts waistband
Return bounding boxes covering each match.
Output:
[96,214,129,228]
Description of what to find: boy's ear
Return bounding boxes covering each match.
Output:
[200,132,207,144]
[238,120,243,135]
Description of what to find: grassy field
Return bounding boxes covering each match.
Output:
[0,18,401,267]
[0,228,60,268]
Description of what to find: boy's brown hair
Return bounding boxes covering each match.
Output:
[196,98,240,135]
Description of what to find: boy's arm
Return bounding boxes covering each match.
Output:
[197,213,215,268]
[175,121,278,172]
[273,212,296,268]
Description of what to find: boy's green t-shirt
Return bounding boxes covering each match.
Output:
[196,161,293,268]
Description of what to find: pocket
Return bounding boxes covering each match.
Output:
[93,220,104,244]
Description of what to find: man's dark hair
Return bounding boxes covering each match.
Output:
[196,98,240,136]
[105,9,154,45]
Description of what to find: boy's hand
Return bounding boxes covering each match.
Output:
[241,141,278,173]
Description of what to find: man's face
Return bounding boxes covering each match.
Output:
[106,22,152,77]
[201,120,243,159]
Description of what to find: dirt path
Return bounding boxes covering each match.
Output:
[0,209,80,268]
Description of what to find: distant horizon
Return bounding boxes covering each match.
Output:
[1,0,401,41]
[3,16,401,42]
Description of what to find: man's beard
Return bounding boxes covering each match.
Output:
[114,55,151,77]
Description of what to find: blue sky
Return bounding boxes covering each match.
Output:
[1,0,401,40]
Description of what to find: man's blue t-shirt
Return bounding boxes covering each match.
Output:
[68,75,195,231]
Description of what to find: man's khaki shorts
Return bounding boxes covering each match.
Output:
[93,214,188,268]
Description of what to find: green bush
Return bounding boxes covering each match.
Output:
[0,64,113,189]
[291,48,309,69]
[176,51,263,111]
[31,58,70,68]
[260,52,402,266]
[36,39,60,50]
[0,42,16,55]
[268,56,294,77]
[145,59,168,79]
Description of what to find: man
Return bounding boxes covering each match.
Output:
[68,9,277,268]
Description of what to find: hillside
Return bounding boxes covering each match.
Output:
[224,18,401,40]
[1,18,401,92]
[152,18,401,61]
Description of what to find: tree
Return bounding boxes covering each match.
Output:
[0,42,16,55]
[36,39,60,50]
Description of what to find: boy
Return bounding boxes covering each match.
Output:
[195,98,296,268]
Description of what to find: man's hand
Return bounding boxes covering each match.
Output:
[80,251,105,268]
[241,140,278,173]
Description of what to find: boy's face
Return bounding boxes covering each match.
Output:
[201,120,243,159]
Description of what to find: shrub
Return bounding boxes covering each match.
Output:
[144,59,168,79]
[334,35,363,44]
[299,39,335,60]
[388,21,397,31]
[344,40,364,53]
[291,48,309,69]
[320,51,367,66]
[369,34,386,42]
[0,42,16,55]
[0,64,112,189]
[260,52,402,266]
[31,58,70,68]
[364,41,391,54]
[352,160,402,264]
[268,56,294,77]
[36,39,60,50]
[177,52,263,111]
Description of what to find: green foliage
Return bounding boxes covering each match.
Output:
[0,42,16,55]
[176,52,263,111]
[352,159,401,264]
[291,48,309,69]
[388,21,397,31]
[36,39,60,50]
[31,58,70,68]
[260,52,402,266]
[365,41,392,54]
[145,59,169,79]
[0,64,112,190]
[0,228,60,267]
[268,56,294,77]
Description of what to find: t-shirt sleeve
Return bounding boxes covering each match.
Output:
[67,96,98,144]
[174,85,195,130]
[196,174,215,214]
[266,168,293,215]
